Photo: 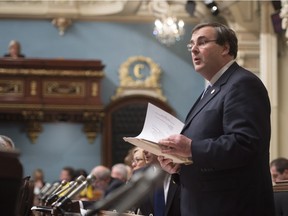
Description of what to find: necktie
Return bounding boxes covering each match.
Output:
[201,85,212,99]
[154,186,165,216]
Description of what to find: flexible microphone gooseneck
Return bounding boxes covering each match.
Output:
[85,165,166,216]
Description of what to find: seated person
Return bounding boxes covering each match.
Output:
[271,157,288,216]
[3,40,25,58]
[111,163,129,183]
[59,166,75,183]
[270,157,288,183]
[80,165,125,210]
[32,168,47,206]
[131,147,147,172]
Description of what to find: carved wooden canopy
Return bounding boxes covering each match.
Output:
[0,58,105,143]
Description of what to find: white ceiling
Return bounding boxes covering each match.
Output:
[0,0,240,23]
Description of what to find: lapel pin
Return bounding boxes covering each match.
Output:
[211,89,215,94]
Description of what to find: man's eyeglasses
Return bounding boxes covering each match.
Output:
[187,39,217,51]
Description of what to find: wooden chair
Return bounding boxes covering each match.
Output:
[0,150,23,216]
[15,176,35,216]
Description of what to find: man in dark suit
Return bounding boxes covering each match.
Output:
[270,157,288,216]
[158,22,275,216]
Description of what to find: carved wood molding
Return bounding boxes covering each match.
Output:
[0,58,105,143]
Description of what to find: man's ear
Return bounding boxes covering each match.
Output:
[283,169,288,180]
[221,42,230,56]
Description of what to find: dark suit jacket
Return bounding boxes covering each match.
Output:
[139,174,181,216]
[104,177,125,197]
[274,191,288,216]
[179,62,275,216]
[165,176,181,216]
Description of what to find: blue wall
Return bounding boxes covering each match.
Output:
[0,19,204,182]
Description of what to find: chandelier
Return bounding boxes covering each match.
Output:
[280,0,288,45]
[153,16,185,46]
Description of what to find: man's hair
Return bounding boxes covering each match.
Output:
[270,157,288,174]
[0,135,15,151]
[62,166,75,179]
[91,165,111,181]
[191,22,238,59]
[9,40,21,50]
[112,163,128,181]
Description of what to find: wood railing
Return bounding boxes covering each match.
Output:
[0,58,105,143]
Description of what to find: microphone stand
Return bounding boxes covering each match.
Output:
[45,180,68,206]
[52,174,96,215]
[85,165,166,216]
[31,175,88,216]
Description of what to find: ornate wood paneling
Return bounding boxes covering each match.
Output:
[0,58,105,143]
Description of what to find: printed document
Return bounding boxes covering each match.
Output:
[123,103,192,164]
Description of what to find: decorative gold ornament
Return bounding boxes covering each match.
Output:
[52,17,72,36]
[82,111,104,143]
[112,56,166,101]
[22,111,44,143]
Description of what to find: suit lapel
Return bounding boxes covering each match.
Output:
[182,86,220,131]
[182,62,239,132]
[165,178,177,216]
[184,94,202,123]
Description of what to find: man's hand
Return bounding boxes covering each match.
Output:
[157,156,181,174]
[158,134,192,158]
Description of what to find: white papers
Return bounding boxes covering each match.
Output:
[136,103,184,142]
[123,103,192,164]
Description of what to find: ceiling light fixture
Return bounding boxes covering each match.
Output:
[204,0,220,16]
[150,1,185,46]
[280,0,288,44]
[153,16,185,46]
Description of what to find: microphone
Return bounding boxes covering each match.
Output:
[45,180,68,206]
[65,174,96,200]
[31,177,85,215]
[38,183,52,205]
[53,174,96,210]
[38,182,51,197]
[40,182,60,202]
[53,180,68,194]
[51,175,86,207]
[54,181,75,197]
[85,165,166,216]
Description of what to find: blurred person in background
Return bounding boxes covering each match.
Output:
[111,163,129,183]
[270,157,288,216]
[270,157,288,183]
[3,40,25,58]
[131,147,146,172]
[32,168,46,196]
[59,166,75,183]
